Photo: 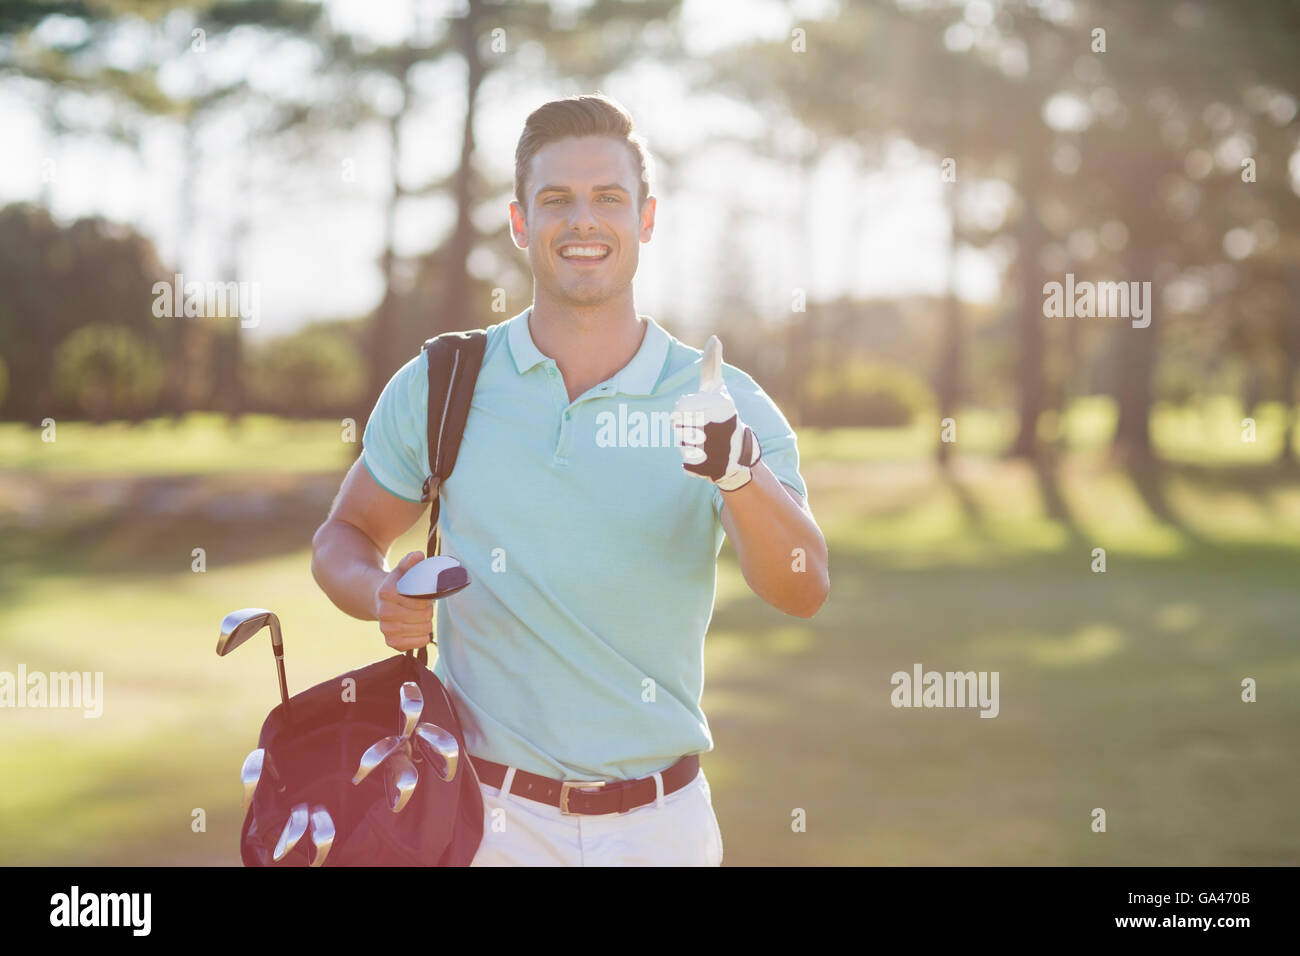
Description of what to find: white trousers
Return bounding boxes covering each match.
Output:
[470,767,724,866]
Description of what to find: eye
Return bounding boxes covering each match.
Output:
[601,195,620,203]
[545,197,566,205]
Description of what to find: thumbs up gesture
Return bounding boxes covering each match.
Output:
[671,335,761,492]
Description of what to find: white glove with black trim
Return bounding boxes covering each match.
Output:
[671,335,761,492]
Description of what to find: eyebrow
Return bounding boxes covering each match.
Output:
[535,183,631,196]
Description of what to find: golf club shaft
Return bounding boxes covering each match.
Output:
[274,650,290,715]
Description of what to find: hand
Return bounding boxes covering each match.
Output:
[373,551,434,652]
[671,335,761,492]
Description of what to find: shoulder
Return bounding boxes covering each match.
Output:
[427,320,512,367]
[412,321,512,386]
[376,320,510,413]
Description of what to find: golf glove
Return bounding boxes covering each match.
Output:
[671,335,762,493]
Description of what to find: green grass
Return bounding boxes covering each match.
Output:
[1,404,1298,865]
[795,396,1296,466]
[0,412,357,474]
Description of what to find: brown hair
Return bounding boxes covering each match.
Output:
[514,93,651,215]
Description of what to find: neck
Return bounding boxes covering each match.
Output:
[527,288,645,392]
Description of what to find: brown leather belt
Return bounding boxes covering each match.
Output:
[470,754,700,815]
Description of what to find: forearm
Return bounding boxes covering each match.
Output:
[310,519,388,621]
[722,461,829,618]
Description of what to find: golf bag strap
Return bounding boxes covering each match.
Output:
[410,329,486,661]
[420,330,488,559]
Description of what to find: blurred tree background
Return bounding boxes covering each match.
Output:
[3,0,1300,867]
[0,0,1293,463]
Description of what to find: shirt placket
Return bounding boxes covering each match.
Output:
[545,363,617,467]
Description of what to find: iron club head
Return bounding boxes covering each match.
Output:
[398,682,423,739]
[395,556,470,600]
[308,805,335,867]
[273,803,310,862]
[413,721,459,782]
[216,608,291,713]
[384,750,419,813]
[240,749,264,813]
[352,735,407,786]
[217,608,281,656]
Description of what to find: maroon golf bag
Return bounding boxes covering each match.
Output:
[239,648,483,866]
[237,330,490,865]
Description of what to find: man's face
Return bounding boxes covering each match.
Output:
[510,135,655,307]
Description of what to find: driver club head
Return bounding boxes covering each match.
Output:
[308,805,335,867]
[273,803,310,862]
[396,556,470,600]
[413,721,459,783]
[398,682,423,739]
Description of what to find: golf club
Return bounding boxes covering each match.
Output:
[308,805,335,867]
[240,749,264,813]
[352,735,408,785]
[383,750,418,813]
[273,803,309,862]
[399,682,423,739]
[413,721,459,782]
[217,608,290,718]
[396,555,470,600]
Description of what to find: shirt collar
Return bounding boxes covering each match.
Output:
[507,306,671,397]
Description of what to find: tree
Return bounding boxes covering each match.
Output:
[0,204,170,423]
[324,0,687,426]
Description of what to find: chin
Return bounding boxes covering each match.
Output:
[564,290,612,307]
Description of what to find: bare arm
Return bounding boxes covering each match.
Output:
[310,459,436,650]
[720,462,829,618]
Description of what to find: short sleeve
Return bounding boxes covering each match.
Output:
[712,365,808,518]
[361,352,429,503]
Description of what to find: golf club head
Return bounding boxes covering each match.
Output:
[384,751,418,813]
[308,805,335,867]
[240,749,264,813]
[352,735,406,786]
[216,608,282,656]
[261,748,285,791]
[216,607,291,714]
[273,803,309,862]
[413,721,459,782]
[398,681,423,739]
[395,556,470,600]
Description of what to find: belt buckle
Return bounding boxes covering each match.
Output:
[559,779,606,815]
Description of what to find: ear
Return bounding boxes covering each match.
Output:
[509,201,528,249]
[639,195,656,243]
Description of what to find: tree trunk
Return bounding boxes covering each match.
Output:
[1007,194,1045,459]
[1111,246,1157,467]
[935,179,962,467]
[169,107,200,423]
[222,208,251,427]
[430,0,486,336]
[1278,264,1300,466]
[363,78,410,419]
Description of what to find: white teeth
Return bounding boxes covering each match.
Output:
[561,246,609,258]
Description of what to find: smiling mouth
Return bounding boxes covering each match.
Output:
[558,244,611,264]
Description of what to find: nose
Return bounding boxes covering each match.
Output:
[566,197,600,233]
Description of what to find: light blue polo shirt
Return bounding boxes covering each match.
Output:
[361,306,807,781]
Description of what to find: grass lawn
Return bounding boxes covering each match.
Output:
[1,401,1298,865]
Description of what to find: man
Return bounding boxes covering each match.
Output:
[311,93,829,866]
